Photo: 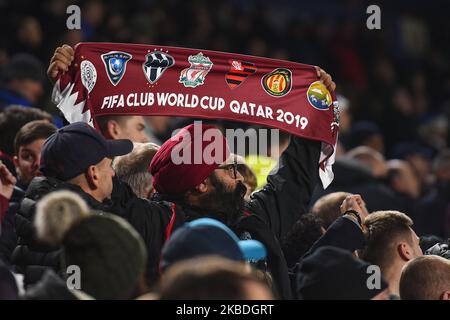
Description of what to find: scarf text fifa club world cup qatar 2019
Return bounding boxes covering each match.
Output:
[52,42,340,187]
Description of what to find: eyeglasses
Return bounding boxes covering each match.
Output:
[216,159,238,179]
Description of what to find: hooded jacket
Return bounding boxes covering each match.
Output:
[11,174,172,288]
[11,177,109,286]
[13,136,323,299]
[112,136,323,299]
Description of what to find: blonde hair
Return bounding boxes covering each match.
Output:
[361,210,414,270]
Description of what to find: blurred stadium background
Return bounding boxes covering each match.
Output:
[1,0,449,158]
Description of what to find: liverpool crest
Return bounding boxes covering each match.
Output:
[179,52,213,88]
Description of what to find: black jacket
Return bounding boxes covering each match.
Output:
[12,136,321,299]
[11,177,112,286]
[10,174,176,288]
[23,270,79,300]
[117,136,323,299]
[0,259,18,299]
[290,216,365,298]
[302,216,365,258]
[0,186,25,265]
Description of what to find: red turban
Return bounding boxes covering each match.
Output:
[149,123,230,194]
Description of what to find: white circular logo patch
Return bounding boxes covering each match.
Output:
[80,60,97,93]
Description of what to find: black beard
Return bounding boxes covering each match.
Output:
[193,174,247,226]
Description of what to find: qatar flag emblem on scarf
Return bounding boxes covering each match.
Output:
[51,42,340,188]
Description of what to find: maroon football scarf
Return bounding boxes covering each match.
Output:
[52,42,339,187]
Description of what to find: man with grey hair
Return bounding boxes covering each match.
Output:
[311,192,351,230]
[113,143,160,199]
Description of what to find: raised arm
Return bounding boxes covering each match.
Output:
[245,68,335,240]
[47,44,74,84]
[303,194,369,258]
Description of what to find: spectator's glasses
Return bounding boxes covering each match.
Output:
[216,159,238,179]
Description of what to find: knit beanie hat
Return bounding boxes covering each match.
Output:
[297,246,388,300]
[62,214,147,299]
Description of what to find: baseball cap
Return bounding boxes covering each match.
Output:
[40,122,133,181]
[160,217,267,271]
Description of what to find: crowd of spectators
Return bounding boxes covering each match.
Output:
[0,0,449,300]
